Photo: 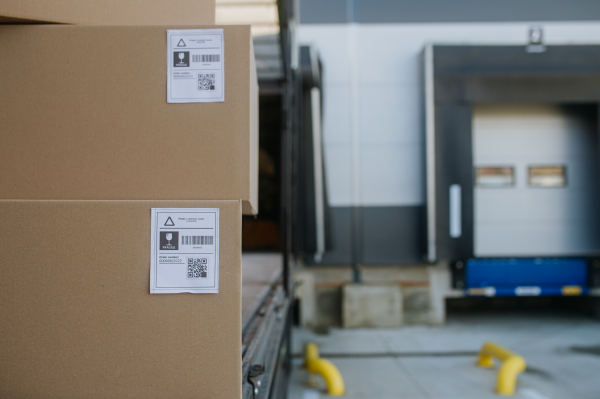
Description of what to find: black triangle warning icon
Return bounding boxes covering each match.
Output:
[177,39,186,47]
[164,217,175,226]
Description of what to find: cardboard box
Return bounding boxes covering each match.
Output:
[0,0,214,25]
[0,200,241,398]
[0,25,258,215]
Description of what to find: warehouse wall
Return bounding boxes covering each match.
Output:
[298,1,600,265]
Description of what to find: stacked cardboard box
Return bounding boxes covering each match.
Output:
[1,200,243,398]
[0,4,257,398]
[0,24,258,215]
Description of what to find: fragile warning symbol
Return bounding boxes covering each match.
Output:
[164,217,175,226]
[177,39,186,47]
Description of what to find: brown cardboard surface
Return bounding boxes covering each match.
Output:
[0,25,258,215]
[0,200,241,399]
[0,0,214,25]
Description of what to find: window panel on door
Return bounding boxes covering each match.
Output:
[475,166,515,187]
[528,165,567,187]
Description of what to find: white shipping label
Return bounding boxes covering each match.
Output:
[150,208,219,294]
[167,29,225,103]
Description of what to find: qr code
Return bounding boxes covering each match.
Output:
[198,73,216,91]
[188,258,208,278]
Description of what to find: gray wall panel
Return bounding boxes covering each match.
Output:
[433,46,600,105]
[360,206,426,265]
[308,206,426,265]
[300,0,349,24]
[309,207,353,265]
[435,104,475,260]
[434,45,600,76]
[301,0,600,24]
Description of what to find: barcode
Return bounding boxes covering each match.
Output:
[192,54,220,63]
[181,235,214,245]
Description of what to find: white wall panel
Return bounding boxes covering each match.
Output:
[354,29,422,86]
[323,145,353,206]
[355,23,530,86]
[360,83,422,145]
[360,143,424,206]
[322,84,352,145]
[297,26,351,84]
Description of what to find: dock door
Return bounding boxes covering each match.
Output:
[473,104,600,257]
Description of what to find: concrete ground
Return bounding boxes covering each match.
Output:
[288,311,600,399]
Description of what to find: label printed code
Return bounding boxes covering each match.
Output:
[192,54,220,63]
[182,235,214,245]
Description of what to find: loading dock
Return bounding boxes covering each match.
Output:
[425,44,600,295]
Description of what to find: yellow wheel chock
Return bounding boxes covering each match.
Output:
[477,342,526,395]
[304,342,345,396]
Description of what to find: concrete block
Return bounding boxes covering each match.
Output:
[402,286,433,325]
[315,287,343,327]
[427,262,453,325]
[342,283,402,328]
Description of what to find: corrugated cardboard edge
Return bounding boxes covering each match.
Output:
[0,1,215,25]
[0,15,55,23]
[0,9,64,24]
[245,33,260,216]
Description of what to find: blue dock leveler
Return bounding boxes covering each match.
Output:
[460,258,589,297]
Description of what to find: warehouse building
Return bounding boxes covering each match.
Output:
[295,0,600,326]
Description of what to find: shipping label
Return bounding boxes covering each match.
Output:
[150,208,219,293]
[167,29,225,103]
